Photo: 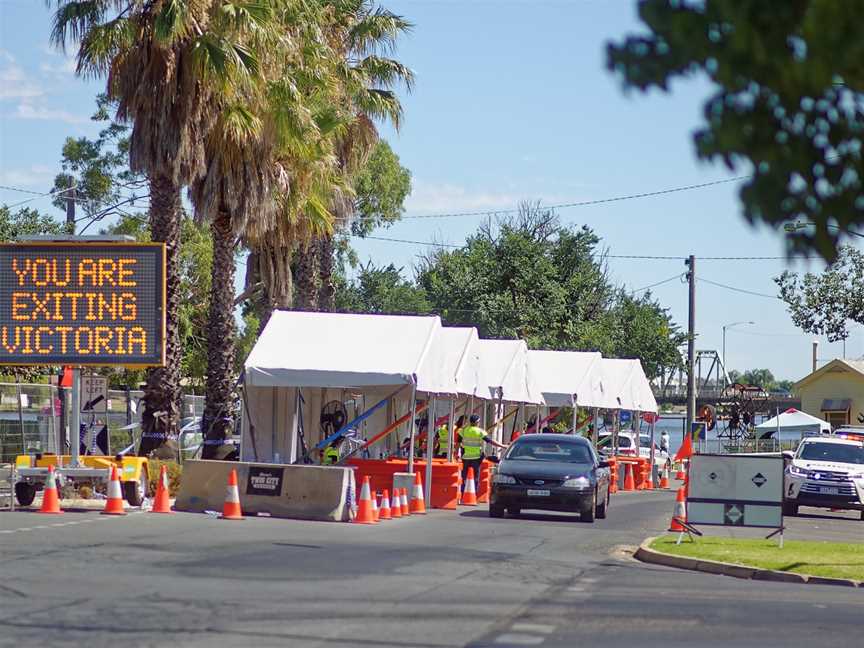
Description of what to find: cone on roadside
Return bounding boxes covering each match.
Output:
[675,460,687,481]
[101,465,127,516]
[668,485,687,532]
[461,467,478,506]
[38,465,63,515]
[410,472,427,514]
[644,460,654,490]
[220,468,244,520]
[659,463,670,489]
[622,463,635,491]
[379,489,392,520]
[399,488,410,516]
[151,464,174,514]
[353,476,377,524]
[372,491,380,522]
[390,487,402,518]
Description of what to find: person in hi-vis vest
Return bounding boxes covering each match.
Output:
[456,414,507,492]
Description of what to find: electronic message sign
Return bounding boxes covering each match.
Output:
[0,243,165,366]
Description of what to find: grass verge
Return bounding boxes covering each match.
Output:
[650,535,864,581]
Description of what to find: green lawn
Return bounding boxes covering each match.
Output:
[650,535,864,581]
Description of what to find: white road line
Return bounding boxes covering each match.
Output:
[511,624,555,634]
[494,634,545,645]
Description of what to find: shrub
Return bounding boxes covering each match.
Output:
[147,459,182,496]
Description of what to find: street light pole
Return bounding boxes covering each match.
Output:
[721,320,755,376]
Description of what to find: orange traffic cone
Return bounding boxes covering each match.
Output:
[151,464,173,514]
[372,491,380,522]
[668,486,687,532]
[410,472,427,514]
[390,487,402,519]
[461,468,478,506]
[379,489,392,520]
[101,465,127,516]
[675,460,686,481]
[644,461,654,490]
[354,476,377,524]
[220,468,244,520]
[399,488,410,516]
[659,463,670,489]
[622,463,635,491]
[38,465,63,514]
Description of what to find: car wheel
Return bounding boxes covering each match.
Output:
[860,510,864,522]
[14,482,36,506]
[489,504,505,518]
[123,466,148,507]
[507,507,521,516]
[595,489,608,519]
[782,501,798,517]
[580,491,596,523]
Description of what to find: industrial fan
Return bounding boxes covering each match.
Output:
[320,400,348,437]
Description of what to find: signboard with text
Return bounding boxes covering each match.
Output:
[0,243,165,366]
[246,466,285,496]
[81,375,108,413]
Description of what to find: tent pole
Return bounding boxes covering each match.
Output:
[648,413,656,483]
[592,407,599,447]
[571,397,578,436]
[288,387,299,464]
[271,387,278,463]
[425,396,435,506]
[536,403,541,434]
[447,399,456,462]
[407,384,418,475]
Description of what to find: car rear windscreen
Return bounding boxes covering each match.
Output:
[506,440,593,463]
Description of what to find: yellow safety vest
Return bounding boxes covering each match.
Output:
[461,426,486,460]
[436,425,449,446]
[322,446,339,465]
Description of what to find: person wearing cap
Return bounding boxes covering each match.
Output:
[456,414,507,493]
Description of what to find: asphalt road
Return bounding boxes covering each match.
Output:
[1,492,863,648]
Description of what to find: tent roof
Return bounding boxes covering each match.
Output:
[474,339,540,404]
[527,350,603,407]
[244,311,450,391]
[755,408,831,431]
[596,358,658,413]
[435,326,480,397]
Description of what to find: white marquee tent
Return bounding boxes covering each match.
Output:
[755,408,831,440]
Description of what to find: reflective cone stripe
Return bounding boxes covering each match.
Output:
[390,487,402,518]
[668,486,687,532]
[101,465,127,515]
[410,472,427,514]
[461,468,478,506]
[675,460,687,481]
[379,489,392,520]
[151,465,173,514]
[354,476,377,524]
[644,460,654,490]
[622,463,635,491]
[659,464,670,490]
[38,465,63,515]
[220,468,244,520]
[372,492,380,522]
[399,488,410,516]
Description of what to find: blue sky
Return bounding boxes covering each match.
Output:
[0,0,858,381]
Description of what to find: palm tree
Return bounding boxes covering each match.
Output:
[50,0,267,456]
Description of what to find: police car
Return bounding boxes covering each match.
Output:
[784,435,864,519]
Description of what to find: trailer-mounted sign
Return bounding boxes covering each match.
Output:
[0,242,165,366]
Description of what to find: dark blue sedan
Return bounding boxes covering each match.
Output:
[489,434,611,522]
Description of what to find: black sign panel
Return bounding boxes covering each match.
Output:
[0,243,165,366]
[246,466,284,496]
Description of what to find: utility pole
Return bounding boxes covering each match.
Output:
[685,255,696,441]
[65,178,76,234]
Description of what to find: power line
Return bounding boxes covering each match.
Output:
[696,277,780,299]
[4,184,78,209]
[632,273,685,293]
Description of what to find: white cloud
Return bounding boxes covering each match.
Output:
[0,50,44,100]
[39,58,77,78]
[0,165,56,190]
[13,102,88,125]
[404,179,574,216]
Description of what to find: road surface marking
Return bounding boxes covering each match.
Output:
[494,634,545,645]
[511,624,554,634]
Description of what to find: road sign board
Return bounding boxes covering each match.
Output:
[0,242,165,366]
[687,454,783,529]
[81,375,108,413]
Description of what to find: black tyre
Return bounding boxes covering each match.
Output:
[859,510,864,522]
[507,507,521,516]
[782,501,798,517]
[580,491,596,523]
[14,482,36,506]
[489,504,505,518]
[596,489,609,519]
[123,466,148,507]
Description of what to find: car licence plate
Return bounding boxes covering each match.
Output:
[527,489,550,497]
[819,487,840,495]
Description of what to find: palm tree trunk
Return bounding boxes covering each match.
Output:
[139,174,182,458]
[293,241,319,310]
[202,206,237,459]
[317,234,335,312]
[254,241,294,334]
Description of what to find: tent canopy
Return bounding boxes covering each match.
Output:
[755,408,831,438]
[438,326,481,397]
[527,350,602,407]
[244,311,451,392]
[596,358,658,413]
[474,339,540,404]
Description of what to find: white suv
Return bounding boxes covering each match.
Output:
[784,436,864,519]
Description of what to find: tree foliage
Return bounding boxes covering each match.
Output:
[0,206,65,240]
[608,0,864,260]
[335,262,431,314]
[350,140,412,238]
[776,245,864,342]
[728,368,793,393]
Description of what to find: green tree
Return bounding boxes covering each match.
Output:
[776,245,863,342]
[335,262,430,314]
[607,1,864,260]
[0,206,65,240]
[610,291,687,380]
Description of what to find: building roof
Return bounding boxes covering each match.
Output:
[794,358,864,391]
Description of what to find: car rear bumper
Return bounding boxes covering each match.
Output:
[491,484,594,511]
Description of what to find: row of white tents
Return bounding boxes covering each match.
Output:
[240,311,657,464]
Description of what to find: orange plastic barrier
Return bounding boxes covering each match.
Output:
[607,457,618,494]
[348,458,460,510]
[477,461,492,503]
